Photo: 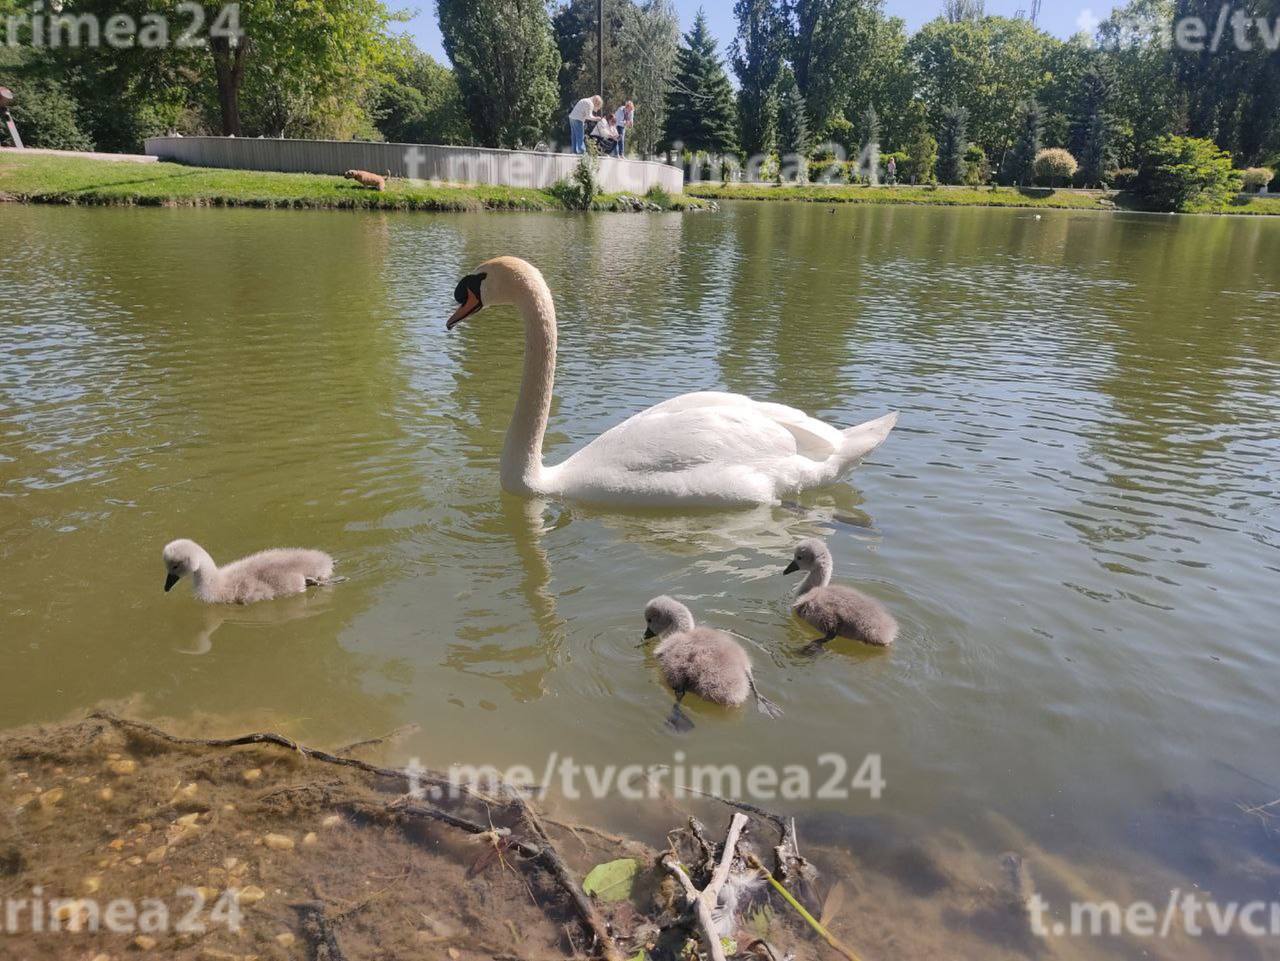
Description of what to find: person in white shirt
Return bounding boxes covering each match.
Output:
[568,95,603,154]
[611,101,634,157]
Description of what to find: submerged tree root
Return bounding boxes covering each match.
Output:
[0,710,868,961]
[87,711,625,961]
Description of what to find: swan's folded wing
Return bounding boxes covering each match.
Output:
[749,401,844,460]
[630,392,842,462]
[565,403,804,474]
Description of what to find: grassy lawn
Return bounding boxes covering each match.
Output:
[687,180,1280,215]
[0,151,709,213]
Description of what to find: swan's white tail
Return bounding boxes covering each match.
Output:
[836,412,898,473]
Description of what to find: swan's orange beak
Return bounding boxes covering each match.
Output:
[447,290,482,329]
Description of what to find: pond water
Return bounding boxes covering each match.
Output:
[2,200,1279,955]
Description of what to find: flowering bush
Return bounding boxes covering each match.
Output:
[1034,148,1078,187]
[1242,167,1274,193]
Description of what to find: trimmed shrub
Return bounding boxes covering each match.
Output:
[904,132,938,185]
[758,153,780,184]
[1134,136,1243,211]
[1242,167,1274,192]
[963,143,989,185]
[1112,167,1138,190]
[1034,148,1078,187]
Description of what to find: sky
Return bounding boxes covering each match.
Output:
[403,1,1123,65]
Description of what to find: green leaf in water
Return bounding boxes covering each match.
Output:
[582,857,640,902]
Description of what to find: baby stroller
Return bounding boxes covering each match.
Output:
[587,118,619,155]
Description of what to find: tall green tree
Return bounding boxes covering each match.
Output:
[937,102,969,184]
[553,0,629,111]
[1171,0,1279,163]
[1037,35,1094,149]
[907,15,1057,159]
[776,67,810,158]
[785,0,884,135]
[730,0,786,156]
[943,0,984,21]
[1095,0,1180,162]
[6,0,200,150]
[901,99,937,182]
[1070,64,1117,186]
[663,9,738,153]
[376,49,472,145]
[841,13,912,151]
[1001,98,1042,185]
[440,0,561,147]
[200,0,399,137]
[618,0,681,155]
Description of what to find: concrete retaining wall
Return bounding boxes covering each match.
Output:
[143,137,684,195]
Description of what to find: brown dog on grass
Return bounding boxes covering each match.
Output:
[343,169,390,191]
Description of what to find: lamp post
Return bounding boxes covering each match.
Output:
[596,0,604,101]
[0,86,23,150]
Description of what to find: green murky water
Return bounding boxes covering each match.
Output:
[2,200,1279,947]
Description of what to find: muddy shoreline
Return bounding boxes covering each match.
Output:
[3,709,1276,961]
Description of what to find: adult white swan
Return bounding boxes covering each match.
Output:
[446,256,897,508]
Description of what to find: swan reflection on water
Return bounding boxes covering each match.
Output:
[175,590,338,656]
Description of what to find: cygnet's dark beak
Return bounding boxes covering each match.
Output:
[164,572,180,592]
[783,560,799,575]
[643,627,655,640]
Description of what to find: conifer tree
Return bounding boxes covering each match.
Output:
[1071,65,1116,186]
[663,9,739,154]
[1002,99,1042,186]
[937,102,969,185]
[777,69,810,159]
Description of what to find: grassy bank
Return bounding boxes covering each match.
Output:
[687,180,1280,215]
[0,151,709,213]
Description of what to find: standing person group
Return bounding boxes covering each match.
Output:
[567,96,635,157]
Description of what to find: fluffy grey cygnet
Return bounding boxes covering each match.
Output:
[784,538,898,652]
[642,596,783,732]
[162,539,335,604]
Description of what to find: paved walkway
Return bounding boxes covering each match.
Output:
[1,147,156,163]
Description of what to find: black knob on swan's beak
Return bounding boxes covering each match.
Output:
[447,272,486,329]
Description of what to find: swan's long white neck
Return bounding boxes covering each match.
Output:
[190,545,222,600]
[799,555,833,594]
[501,271,557,496]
